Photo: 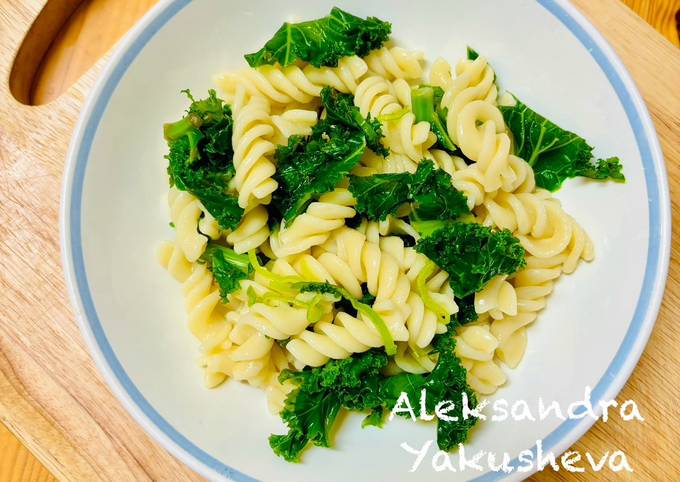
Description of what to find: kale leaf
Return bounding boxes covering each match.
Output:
[163,90,243,230]
[348,159,469,221]
[454,294,478,325]
[199,243,252,300]
[320,87,388,156]
[416,222,526,297]
[409,160,470,221]
[500,97,625,191]
[272,87,390,222]
[273,121,366,222]
[245,7,391,68]
[269,351,388,462]
[412,85,455,152]
[270,326,478,462]
[348,171,411,221]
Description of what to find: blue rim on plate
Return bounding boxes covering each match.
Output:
[61,0,670,480]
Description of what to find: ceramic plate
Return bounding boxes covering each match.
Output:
[62,0,670,480]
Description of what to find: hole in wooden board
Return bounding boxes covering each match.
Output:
[10,0,159,106]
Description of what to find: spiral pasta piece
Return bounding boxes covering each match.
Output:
[562,215,595,274]
[474,275,517,320]
[271,108,318,145]
[431,56,514,192]
[182,262,225,340]
[216,56,368,104]
[432,56,497,145]
[303,55,369,94]
[424,149,489,209]
[405,292,441,348]
[269,188,357,258]
[231,87,278,208]
[428,148,469,177]
[490,256,562,368]
[203,323,288,388]
[364,46,424,80]
[266,378,295,415]
[354,76,434,163]
[394,342,438,374]
[317,227,411,305]
[157,240,192,282]
[456,100,514,192]
[478,190,557,236]
[354,75,402,118]
[455,323,507,395]
[167,187,220,262]
[226,205,270,254]
[477,190,587,261]
[286,302,409,369]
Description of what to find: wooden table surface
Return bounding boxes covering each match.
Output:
[1,0,679,481]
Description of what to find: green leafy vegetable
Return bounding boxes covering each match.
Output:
[500,97,625,191]
[270,326,478,462]
[164,90,243,230]
[269,351,388,462]
[422,329,479,450]
[412,85,455,152]
[245,7,391,68]
[467,46,479,60]
[295,282,395,356]
[320,87,388,156]
[416,222,526,297]
[348,171,411,221]
[409,160,470,220]
[273,86,391,222]
[454,294,478,325]
[348,160,469,221]
[273,122,366,222]
[200,244,252,300]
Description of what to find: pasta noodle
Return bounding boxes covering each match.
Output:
[354,76,434,163]
[157,240,192,282]
[490,256,562,368]
[269,188,357,258]
[167,187,220,262]
[226,205,270,254]
[216,56,368,104]
[231,86,278,208]
[454,322,507,395]
[271,108,318,145]
[365,46,424,80]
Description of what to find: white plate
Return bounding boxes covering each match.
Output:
[61,0,670,480]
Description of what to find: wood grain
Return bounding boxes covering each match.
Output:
[621,0,680,46]
[0,423,55,482]
[0,0,678,482]
[31,0,157,104]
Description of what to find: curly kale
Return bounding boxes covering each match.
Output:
[273,121,366,222]
[348,159,469,221]
[163,90,243,230]
[199,243,252,300]
[416,222,526,297]
[272,87,389,223]
[320,87,388,156]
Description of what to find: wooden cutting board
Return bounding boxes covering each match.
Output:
[1,1,679,481]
